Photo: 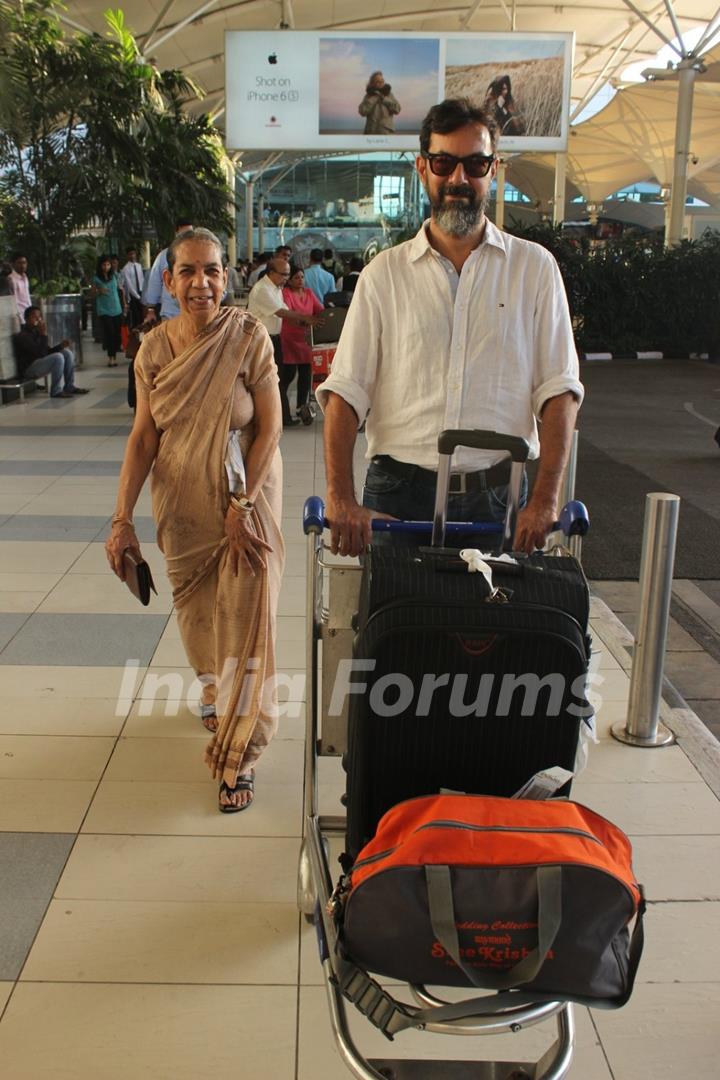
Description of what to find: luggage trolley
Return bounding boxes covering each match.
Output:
[297,430,590,1080]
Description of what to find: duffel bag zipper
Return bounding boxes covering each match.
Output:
[347,821,638,906]
[415,819,603,845]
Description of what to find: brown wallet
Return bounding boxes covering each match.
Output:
[122,549,158,606]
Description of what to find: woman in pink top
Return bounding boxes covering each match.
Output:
[280,265,323,424]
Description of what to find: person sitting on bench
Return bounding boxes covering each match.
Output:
[13,306,89,398]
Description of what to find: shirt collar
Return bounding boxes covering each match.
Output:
[408,218,507,264]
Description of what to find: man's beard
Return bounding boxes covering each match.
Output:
[430,183,489,237]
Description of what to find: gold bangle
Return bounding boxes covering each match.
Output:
[229,493,253,514]
[111,516,134,528]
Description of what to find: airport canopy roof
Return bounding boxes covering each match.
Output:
[62,2,720,205]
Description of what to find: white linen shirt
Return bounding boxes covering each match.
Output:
[315,220,584,473]
[247,276,284,336]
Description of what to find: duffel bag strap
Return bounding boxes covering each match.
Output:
[425,864,563,992]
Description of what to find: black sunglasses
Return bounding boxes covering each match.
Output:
[423,151,496,178]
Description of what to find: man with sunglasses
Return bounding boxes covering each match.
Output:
[248,256,323,427]
[317,97,583,556]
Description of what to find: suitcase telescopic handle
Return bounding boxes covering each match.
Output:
[438,429,530,462]
[432,430,530,550]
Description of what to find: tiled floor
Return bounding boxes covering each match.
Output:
[0,342,719,1078]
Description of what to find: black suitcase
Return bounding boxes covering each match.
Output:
[344,430,592,857]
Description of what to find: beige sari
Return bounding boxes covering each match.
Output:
[135,307,284,786]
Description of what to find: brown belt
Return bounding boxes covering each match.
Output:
[371,455,512,495]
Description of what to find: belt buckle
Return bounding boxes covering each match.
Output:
[449,473,467,496]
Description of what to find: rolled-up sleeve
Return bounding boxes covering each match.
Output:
[315,271,381,427]
[531,252,584,418]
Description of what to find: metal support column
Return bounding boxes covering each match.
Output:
[667,64,696,246]
[553,153,567,226]
[226,162,237,267]
[494,160,506,230]
[142,241,151,269]
[612,493,679,748]
[245,180,254,262]
[257,193,266,255]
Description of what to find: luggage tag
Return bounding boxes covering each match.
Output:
[512,766,575,800]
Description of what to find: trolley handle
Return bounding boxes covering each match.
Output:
[302,497,589,540]
[438,429,530,462]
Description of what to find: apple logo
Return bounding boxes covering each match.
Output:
[268,52,278,64]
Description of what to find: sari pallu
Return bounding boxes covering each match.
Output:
[135,307,284,786]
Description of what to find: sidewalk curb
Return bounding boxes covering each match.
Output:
[590,594,720,801]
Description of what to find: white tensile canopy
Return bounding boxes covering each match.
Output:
[60,2,720,216]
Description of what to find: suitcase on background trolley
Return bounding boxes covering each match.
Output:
[344,430,592,858]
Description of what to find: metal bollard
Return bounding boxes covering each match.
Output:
[612,493,679,747]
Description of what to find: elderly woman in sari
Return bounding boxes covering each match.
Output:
[106,227,284,813]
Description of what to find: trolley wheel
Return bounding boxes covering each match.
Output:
[296,839,315,918]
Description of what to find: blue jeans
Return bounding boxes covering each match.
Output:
[362,459,527,538]
[23,348,75,396]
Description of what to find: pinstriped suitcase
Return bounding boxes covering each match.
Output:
[344,546,591,857]
[344,428,590,859]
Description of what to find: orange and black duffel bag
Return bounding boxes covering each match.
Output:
[337,793,645,1012]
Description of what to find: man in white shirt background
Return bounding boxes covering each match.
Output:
[317,97,583,557]
[247,256,322,427]
[142,218,193,321]
[8,253,32,324]
[119,247,145,327]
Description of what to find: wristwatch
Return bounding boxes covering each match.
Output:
[230,492,254,513]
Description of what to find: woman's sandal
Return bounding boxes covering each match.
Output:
[218,771,254,814]
[200,703,218,733]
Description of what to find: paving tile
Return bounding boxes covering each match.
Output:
[0,735,115,780]
[0,461,73,475]
[581,739,701,783]
[0,515,110,541]
[0,984,297,1080]
[0,613,167,666]
[665,651,720,699]
[571,780,720,834]
[102,731,304,784]
[639,900,720,984]
[631,835,720,901]
[298,989,612,1079]
[0,697,126,737]
[589,580,640,613]
[0,541,89,573]
[89,390,131,410]
[92,516,157,542]
[120,696,305,741]
[69,535,160,570]
[21,898,299,984]
[0,779,96,832]
[82,778,303,837]
[0,425,126,437]
[0,565,62,591]
[0,664,146,700]
[0,833,75,979]
[57,834,299,903]
[0,982,12,1013]
[38,573,173,615]
[592,983,720,1080]
[0,613,28,650]
[0,591,51,613]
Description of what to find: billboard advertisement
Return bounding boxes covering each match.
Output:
[225,31,573,153]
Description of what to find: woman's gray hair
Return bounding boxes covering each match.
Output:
[166,227,224,272]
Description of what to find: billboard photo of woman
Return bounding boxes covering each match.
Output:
[358,70,402,135]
